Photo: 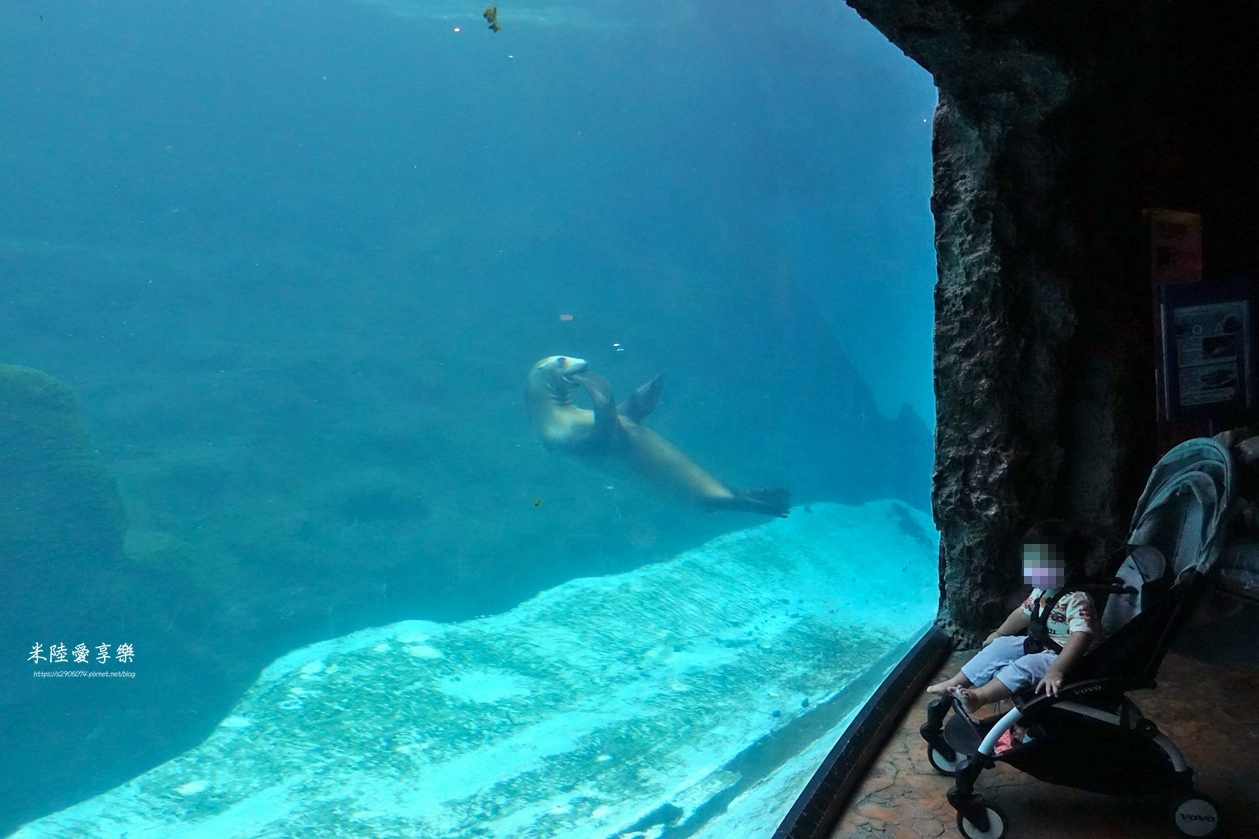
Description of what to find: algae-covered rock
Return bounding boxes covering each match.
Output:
[0,363,126,572]
[0,362,127,700]
[0,365,177,835]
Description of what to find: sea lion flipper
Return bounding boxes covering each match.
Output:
[569,370,620,442]
[726,487,792,518]
[617,374,663,422]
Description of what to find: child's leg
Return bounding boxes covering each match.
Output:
[955,650,1057,713]
[927,635,1025,695]
[925,671,972,694]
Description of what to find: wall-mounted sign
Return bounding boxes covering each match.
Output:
[1145,209,1203,285]
[1160,278,1257,421]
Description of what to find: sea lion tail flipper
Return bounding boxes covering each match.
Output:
[730,487,792,518]
[617,373,663,422]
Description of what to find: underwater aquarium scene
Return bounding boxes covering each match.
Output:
[0,0,937,836]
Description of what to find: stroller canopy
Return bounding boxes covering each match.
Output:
[1086,437,1236,686]
[1127,437,1235,581]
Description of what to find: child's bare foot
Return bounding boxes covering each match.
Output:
[950,686,982,714]
[926,673,972,695]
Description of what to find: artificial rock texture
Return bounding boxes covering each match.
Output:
[843,0,1259,641]
[0,363,127,692]
[0,366,261,835]
[13,501,939,838]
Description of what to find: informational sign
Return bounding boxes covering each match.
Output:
[1172,302,1246,405]
[1146,209,1203,285]
[1160,279,1257,421]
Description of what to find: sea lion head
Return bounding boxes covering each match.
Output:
[527,355,589,407]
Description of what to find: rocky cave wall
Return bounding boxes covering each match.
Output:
[842,0,1259,641]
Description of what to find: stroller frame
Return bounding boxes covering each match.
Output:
[919,438,1235,839]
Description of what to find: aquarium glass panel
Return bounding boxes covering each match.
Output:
[0,0,938,835]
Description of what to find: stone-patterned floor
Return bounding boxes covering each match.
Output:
[830,650,1259,839]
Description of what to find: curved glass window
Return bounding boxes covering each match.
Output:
[1,0,937,835]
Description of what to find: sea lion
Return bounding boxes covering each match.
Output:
[526,355,791,517]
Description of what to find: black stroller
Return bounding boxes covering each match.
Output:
[919,438,1235,839]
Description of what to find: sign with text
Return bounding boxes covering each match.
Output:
[1160,278,1257,421]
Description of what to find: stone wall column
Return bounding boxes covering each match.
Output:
[840,0,1172,644]
[929,91,1079,642]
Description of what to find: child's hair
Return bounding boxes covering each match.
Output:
[1021,520,1092,580]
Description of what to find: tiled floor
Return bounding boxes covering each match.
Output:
[830,650,1259,839]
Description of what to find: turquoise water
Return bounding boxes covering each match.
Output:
[14,504,937,838]
[0,0,937,835]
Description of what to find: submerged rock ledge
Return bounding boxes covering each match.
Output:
[16,501,936,839]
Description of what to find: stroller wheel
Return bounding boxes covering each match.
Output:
[1172,791,1221,838]
[956,802,1008,839]
[928,745,962,776]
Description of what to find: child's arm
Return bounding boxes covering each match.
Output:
[1035,630,1092,696]
[983,606,1031,646]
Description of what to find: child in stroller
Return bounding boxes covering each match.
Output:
[927,521,1100,714]
[919,438,1233,839]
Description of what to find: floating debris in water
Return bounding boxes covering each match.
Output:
[612,342,625,353]
[483,6,500,32]
[559,313,573,322]
[534,498,542,507]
